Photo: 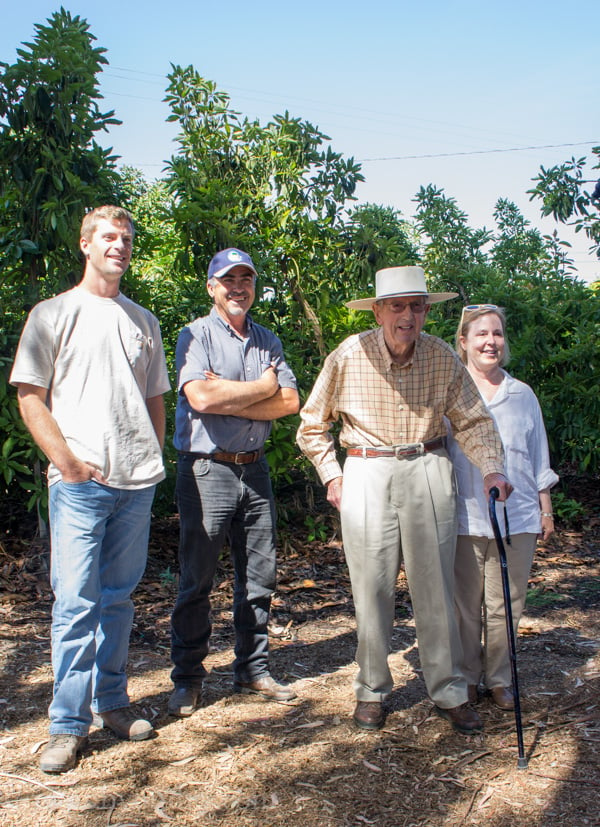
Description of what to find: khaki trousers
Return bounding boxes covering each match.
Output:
[454,533,536,688]
[340,450,467,708]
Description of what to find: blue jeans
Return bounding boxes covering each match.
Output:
[48,480,155,736]
[171,455,277,688]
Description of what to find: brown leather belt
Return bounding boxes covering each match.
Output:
[187,449,264,465]
[346,437,446,459]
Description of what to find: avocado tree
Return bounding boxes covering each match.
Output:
[163,66,364,360]
[0,9,121,528]
[528,146,600,264]
[414,186,600,474]
[0,8,120,301]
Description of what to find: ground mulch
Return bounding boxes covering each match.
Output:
[1,478,599,826]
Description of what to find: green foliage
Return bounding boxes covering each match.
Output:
[0,329,47,522]
[343,203,420,294]
[164,66,364,358]
[414,185,492,293]
[303,513,330,543]
[415,191,600,475]
[2,12,600,530]
[551,492,586,526]
[528,146,600,262]
[0,9,124,527]
[0,8,120,297]
[159,567,178,588]
[526,587,570,609]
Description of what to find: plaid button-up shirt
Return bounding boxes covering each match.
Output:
[297,327,504,484]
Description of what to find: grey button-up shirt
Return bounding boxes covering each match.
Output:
[174,307,297,453]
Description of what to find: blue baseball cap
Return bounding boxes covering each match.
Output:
[207,248,258,279]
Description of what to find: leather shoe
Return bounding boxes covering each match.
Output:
[234,674,296,701]
[353,701,386,730]
[168,685,202,717]
[490,686,515,710]
[435,703,483,734]
[93,707,153,741]
[468,684,479,704]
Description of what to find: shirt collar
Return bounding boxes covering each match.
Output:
[375,326,422,370]
[209,305,253,338]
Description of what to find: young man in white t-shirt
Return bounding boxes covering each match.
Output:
[10,206,170,773]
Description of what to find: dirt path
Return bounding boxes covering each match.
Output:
[1,508,599,826]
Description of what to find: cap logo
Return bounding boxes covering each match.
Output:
[227,250,243,262]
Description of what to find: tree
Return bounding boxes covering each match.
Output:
[163,66,364,361]
[343,203,419,289]
[0,9,121,531]
[162,66,366,486]
[528,147,600,264]
[413,184,492,298]
[0,7,120,301]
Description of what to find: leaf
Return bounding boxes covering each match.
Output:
[168,755,198,766]
[293,720,325,730]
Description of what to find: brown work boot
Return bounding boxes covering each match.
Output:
[234,674,297,702]
[353,701,386,730]
[39,734,88,773]
[435,703,483,734]
[94,707,153,741]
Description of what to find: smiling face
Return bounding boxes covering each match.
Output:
[372,295,430,363]
[460,312,506,374]
[207,265,256,330]
[80,217,134,295]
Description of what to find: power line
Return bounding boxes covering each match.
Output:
[359,141,599,162]
[101,68,572,150]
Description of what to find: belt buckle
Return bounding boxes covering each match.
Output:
[394,443,423,459]
[234,451,256,464]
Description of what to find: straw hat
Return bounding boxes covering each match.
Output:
[346,266,458,310]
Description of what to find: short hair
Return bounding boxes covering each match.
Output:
[207,268,256,288]
[80,206,135,241]
[455,305,511,367]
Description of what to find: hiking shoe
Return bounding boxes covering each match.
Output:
[168,686,202,717]
[94,707,153,741]
[233,674,297,701]
[39,734,88,773]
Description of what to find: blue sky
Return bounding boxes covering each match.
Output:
[3,1,599,281]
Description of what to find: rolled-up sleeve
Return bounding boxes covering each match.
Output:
[297,352,342,484]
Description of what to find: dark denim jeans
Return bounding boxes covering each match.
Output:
[171,454,277,688]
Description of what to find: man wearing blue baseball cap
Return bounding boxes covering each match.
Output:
[168,248,300,716]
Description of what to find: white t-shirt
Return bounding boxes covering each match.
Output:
[10,286,170,489]
[446,371,559,537]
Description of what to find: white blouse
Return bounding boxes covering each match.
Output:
[447,371,559,538]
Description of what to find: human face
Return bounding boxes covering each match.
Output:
[460,312,505,374]
[80,218,133,294]
[372,295,430,362]
[207,265,256,327]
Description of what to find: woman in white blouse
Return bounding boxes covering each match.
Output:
[448,305,558,710]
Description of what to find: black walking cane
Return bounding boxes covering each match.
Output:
[488,487,528,770]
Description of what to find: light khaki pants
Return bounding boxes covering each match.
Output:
[341,450,467,708]
[455,533,536,688]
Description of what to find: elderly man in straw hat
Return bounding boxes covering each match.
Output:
[297,266,511,734]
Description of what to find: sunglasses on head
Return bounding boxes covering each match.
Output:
[460,303,501,322]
